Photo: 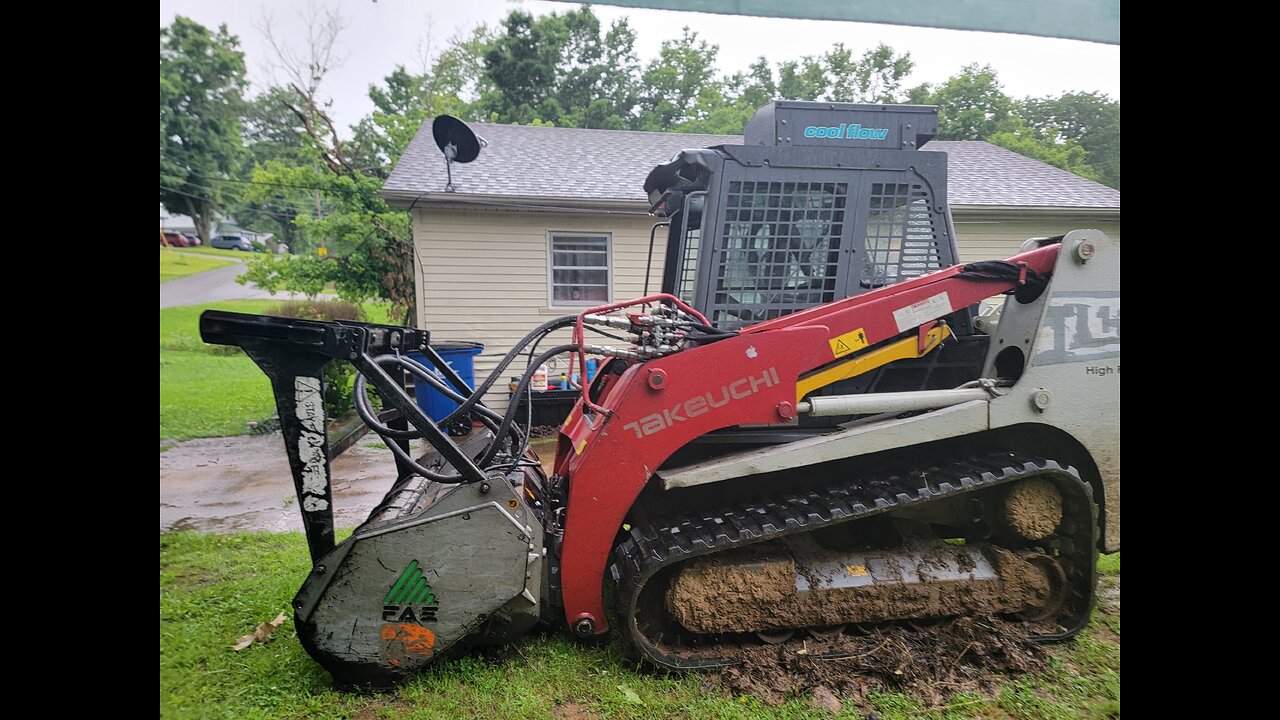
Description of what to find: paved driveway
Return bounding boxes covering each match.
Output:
[160,252,332,309]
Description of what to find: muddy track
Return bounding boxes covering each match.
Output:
[610,452,1097,670]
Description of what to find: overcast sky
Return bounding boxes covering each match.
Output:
[160,0,1120,132]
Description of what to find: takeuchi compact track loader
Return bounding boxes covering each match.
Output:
[200,101,1119,688]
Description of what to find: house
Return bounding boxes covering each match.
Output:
[380,122,1119,410]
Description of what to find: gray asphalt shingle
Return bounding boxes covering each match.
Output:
[383,122,1119,210]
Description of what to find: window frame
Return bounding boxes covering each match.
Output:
[547,231,613,307]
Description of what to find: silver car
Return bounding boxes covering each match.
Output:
[211,234,254,251]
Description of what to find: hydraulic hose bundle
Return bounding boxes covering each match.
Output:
[351,295,737,483]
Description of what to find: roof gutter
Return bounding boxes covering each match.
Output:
[380,189,651,215]
[950,204,1120,221]
[382,191,1120,221]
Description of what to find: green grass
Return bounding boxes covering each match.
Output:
[161,249,235,283]
[170,245,260,259]
[159,300,394,443]
[160,532,1120,719]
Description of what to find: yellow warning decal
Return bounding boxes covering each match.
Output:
[845,564,869,577]
[574,438,587,456]
[828,328,869,358]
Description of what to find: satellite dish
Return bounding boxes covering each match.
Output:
[432,115,486,192]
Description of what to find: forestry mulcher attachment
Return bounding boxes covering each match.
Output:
[200,101,1119,688]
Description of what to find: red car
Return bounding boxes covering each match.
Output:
[161,231,194,247]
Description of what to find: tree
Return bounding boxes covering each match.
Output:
[259,3,355,175]
[348,27,492,174]
[159,16,247,243]
[776,56,826,101]
[1022,92,1120,188]
[638,28,721,130]
[987,118,1101,182]
[234,87,322,251]
[912,64,1017,140]
[826,43,914,104]
[243,3,417,323]
[477,7,639,128]
[238,163,412,313]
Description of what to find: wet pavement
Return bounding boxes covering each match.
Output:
[159,434,402,533]
[160,434,560,534]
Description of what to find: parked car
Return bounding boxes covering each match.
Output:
[161,231,191,248]
[182,233,201,246]
[211,234,254,251]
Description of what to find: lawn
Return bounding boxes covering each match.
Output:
[159,531,1119,720]
[159,299,393,444]
[161,249,235,282]
[170,245,261,259]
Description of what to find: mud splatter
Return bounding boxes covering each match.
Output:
[712,616,1047,709]
[1004,479,1063,540]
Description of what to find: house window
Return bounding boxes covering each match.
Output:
[549,233,611,305]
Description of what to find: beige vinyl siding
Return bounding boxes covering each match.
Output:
[415,206,1118,412]
[414,209,665,411]
[952,216,1120,263]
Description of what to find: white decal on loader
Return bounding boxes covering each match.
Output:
[294,376,330,511]
[892,292,953,333]
[1032,292,1120,365]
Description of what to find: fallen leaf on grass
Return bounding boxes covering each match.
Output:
[617,685,642,705]
[233,613,288,651]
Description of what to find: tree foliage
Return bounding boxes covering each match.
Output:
[911,65,1118,187]
[478,8,640,128]
[910,64,1016,141]
[1021,91,1120,188]
[159,16,247,243]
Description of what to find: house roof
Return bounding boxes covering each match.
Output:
[382,122,1119,212]
[921,140,1119,210]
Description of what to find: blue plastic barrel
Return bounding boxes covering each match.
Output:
[406,342,484,424]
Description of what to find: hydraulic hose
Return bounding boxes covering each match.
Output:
[437,315,578,426]
[478,344,581,469]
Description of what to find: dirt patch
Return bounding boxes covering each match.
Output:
[712,616,1047,709]
[1004,479,1063,540]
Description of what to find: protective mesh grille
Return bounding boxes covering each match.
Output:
[677,228,700,303]
[861,183,942,288]
[710,181,847,329]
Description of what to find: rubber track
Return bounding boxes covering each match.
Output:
[609,451,1097,670]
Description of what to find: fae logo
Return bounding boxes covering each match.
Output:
[803,123,890,141]
[382,560,439,624]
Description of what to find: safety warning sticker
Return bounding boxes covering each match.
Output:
[893,292,953,333]
[828,327,869,358]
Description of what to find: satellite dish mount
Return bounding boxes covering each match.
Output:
[432,115,485,193]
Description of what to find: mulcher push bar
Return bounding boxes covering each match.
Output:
[199,310,488,562]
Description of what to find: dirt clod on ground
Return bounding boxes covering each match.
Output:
[713,616,1046,709]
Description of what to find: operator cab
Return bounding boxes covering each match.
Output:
[643,101,986,442]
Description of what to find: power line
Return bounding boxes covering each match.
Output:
[159,184,308,223]
[160,151,383,196]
